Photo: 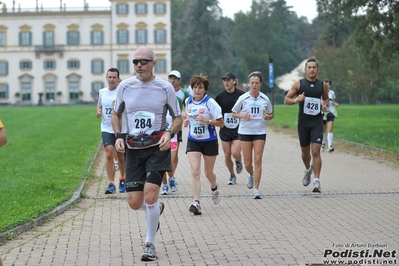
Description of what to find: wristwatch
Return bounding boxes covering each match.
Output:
[166,130,175,138]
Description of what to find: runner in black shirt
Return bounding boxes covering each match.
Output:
[284,59,328,193]
[215,72,245,185]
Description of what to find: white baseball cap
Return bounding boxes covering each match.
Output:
[168,70,181,79]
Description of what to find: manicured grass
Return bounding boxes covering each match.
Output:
[270,104,399,153]
[0,105,100,233]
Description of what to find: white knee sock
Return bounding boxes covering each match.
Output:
[328,133,333,148]
[145,201,160,244]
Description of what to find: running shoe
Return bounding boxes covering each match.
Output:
[115,161,119,171]
[105,182,116,194]
[119,179,126,193]
[253,189,262,199]
[302,166,313,187]
[312,178,322,193]
[235,160,243,174]
[211,185,220,204]
[157,201,165,232]
[247,175,254,189]
[189,201,202,215]
[161,184,169,195]
[321,144,325,152]
[141,242,157,261]
[328,147,334,152]
[227,175,237,185]
[169,177,178,192]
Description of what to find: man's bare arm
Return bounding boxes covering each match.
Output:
[112,111,122,134]
[284,80,300,105]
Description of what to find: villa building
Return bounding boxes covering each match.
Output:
[0,0,171,105]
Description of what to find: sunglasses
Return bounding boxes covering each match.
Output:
[132,59,153,65]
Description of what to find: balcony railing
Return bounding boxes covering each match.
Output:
[35,45,64,58]
[1,6,111,14]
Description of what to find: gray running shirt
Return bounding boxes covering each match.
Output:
[114,76,180,136]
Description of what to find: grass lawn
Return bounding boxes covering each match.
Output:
[270,104,399,153]
[0,104,398,234]
[0,105,100,233]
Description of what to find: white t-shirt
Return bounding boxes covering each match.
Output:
[98,87,128,133]
[232,91,273,135]
[98,87,117,133]
[327,90,336,112]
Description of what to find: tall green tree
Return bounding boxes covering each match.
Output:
[316,0,356,48]
[231,0,315,91]
[343,0,399,60]
[315,0,399,103]
[171,0,232,95]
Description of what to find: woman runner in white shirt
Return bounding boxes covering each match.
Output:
[232,71,274,199]
[183,75,224,215]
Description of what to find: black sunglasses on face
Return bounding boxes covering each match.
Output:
[132,59,153,65]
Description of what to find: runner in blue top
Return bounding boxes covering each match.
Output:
[183,74,224,215]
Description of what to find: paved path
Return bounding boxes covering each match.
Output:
[1,128,398,266]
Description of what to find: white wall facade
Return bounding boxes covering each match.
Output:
[0,0,171,105]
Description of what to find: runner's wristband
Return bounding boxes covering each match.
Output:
[115,133,124,139]
[166,130,175,138]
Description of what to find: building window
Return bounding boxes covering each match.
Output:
[43,31,54,46]
[0,84,8,99]
[67,31,80,45]
[67,60,80,69]
[117,30,129,44]
[44,60,56,69]
[69,81,79,104]
[91,30,104,45]
[21,82,31,103]
[20,61,32,70]
[116,4,128,14]
[135,30,147,44]
[135,4,147,14]
[45,82,55,103]
[19,32,32,46]
[0,32,5,47]
[0,62,8,75]
[91,82,104,101]
[154,29,166,44]
[154,3,166,14]
[117,60,129,74]
[91,60,104,74]
[154,59,166,74]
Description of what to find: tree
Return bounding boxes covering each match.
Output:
[316,0,357,48]
[231,0,315,91]
[343,0,399,60]
[314,0,399,103]
[172,0,232,95]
